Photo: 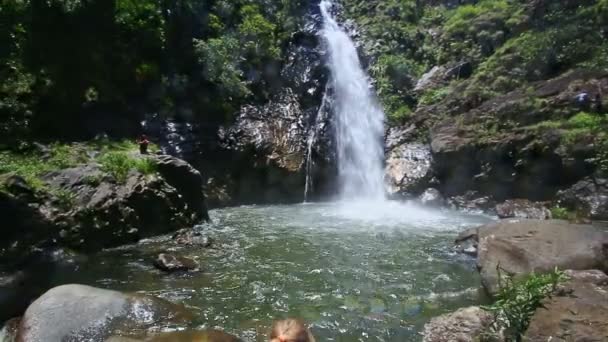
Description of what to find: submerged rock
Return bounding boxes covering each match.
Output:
[172,228,213,247]
[524,270,608,342]
[422,306,494,342]
[419,188,445,207]
[17,284,193,342]
[495,199,551,219]
[153,253,199,273]
[460,220,608,294]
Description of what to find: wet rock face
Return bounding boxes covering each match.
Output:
[495,199,551,219]
[141,114,201,161]
[458,220,608,295]
[214,88,336,204]
[17,284,193,342]
[558,176,608,220]
[524,270,608,342]
[220,89,308,173]
[422,306,494,342]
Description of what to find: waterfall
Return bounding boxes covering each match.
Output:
[304,89,329,202]
[319,0,386,200]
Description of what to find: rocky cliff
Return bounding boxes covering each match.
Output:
[341,0,608,218]
[1,148,208,262]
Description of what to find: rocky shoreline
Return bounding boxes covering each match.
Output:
[423,219,608,341]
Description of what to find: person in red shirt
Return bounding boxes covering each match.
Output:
[137,134,149,155]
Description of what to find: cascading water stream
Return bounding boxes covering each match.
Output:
[320,0,386,200]
[304,89,329,202]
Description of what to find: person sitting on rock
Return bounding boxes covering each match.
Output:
[269,319,316,342]
[137,134,150,155]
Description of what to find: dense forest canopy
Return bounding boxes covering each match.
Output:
[2,0,608,151]
[0,0,308,145]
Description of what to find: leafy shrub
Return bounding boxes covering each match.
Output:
[568,112,604,129]
[483,268,567,341]
[419,87,451,106]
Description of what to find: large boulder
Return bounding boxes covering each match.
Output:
[153,154,209,221]
[524,270,608,342]
[557,175,608,220]
[17,284,193,342]
[153,253,199,273]
[421,306,494,342]
[385,127,433,196]
[457,220,608,294]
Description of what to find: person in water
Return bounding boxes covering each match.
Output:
[269,319,316,342]
[137,134,149,155]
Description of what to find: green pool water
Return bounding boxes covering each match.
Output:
[51,201,493,341]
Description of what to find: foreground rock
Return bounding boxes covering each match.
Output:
[153,253,199,273]
[422,306,494,342]
[2,154,208,256]
[457,220,608,294]
[524,270,608,342]
[17,284,193,342]
[495,199,551,220]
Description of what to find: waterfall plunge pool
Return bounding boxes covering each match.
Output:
[53,201,494,341]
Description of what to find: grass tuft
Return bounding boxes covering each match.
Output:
[483,268,567,341]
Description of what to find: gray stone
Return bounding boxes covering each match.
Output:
[524,270,608,342]
[461,220,608,294]
[17,284,193,342]
[495,199,551,220]
[558,176,608,220]
[154,253,199,273]
[385,143,433,196]
[422,306,494,342]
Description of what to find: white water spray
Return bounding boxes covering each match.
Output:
[320,0,386,200]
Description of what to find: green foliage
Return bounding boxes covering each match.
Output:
[419,86,451,106]
[484,268,567,341]
[550,206,574,220]
[99,152,157,183]
[194,36,250,99]
[387,105,413,124]
[238,5,280,59]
